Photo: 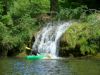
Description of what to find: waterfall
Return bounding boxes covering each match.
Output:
[32,22,71,58]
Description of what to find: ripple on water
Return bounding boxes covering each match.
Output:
[0,58,73,75]
[0,58,100,75]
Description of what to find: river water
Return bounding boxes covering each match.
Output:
[0,58,100,75]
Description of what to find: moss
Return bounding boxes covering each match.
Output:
[60,14,100,56]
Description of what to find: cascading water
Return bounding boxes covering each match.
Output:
[32,22,71,58]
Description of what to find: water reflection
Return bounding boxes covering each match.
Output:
[68,59,100,75]
[0,58,72,75]
[0,58,100,75]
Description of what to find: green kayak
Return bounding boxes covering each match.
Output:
[25,54,45,60]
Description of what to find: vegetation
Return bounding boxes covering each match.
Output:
[0,0,100,57]
[60,13,100,56]
[0,0,42,57]
[57,5,87,20]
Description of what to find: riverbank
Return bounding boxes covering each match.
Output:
[15,49,100,60]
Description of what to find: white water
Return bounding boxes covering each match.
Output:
[32,22,71,58]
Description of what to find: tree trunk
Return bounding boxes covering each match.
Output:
[50,0,58,16]
[2,0,8,15]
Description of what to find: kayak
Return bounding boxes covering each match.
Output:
[25,54,45,60]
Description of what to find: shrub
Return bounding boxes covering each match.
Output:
[0,14,39,56]
[60,18,100,55]
[57,6,87,20]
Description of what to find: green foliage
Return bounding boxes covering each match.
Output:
[10,0,50,19]
[60,14,100,55]
[10,0,31,17]
[0,0,42,56]
[57,6,87,20]
[31,0,50,13]
[0,0,100,57]
[0,14,38,56]
[0,22,7,40]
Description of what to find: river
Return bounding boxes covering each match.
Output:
[0,58,100,75]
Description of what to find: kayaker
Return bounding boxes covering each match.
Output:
[25,46,31,50]
[32,50,40,56]
[25,46,40,56]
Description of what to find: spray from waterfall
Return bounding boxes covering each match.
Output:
[32,22,71,58]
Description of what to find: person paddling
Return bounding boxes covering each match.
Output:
[25,46,39,56]
[32,50,39,56]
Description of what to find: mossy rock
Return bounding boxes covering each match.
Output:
[60,21,100,56]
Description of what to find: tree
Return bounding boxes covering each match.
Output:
[50,0,58,12]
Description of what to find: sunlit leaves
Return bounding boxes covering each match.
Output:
[61,15,100,55]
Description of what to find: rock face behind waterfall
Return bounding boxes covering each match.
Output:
[32,22,71,58]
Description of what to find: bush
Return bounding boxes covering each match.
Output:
[60,14,100,56]
[0,0,45,57]
[0,13,39,57]
[57,6,87,20]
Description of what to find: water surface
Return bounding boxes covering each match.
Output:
[0,58,100,75]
